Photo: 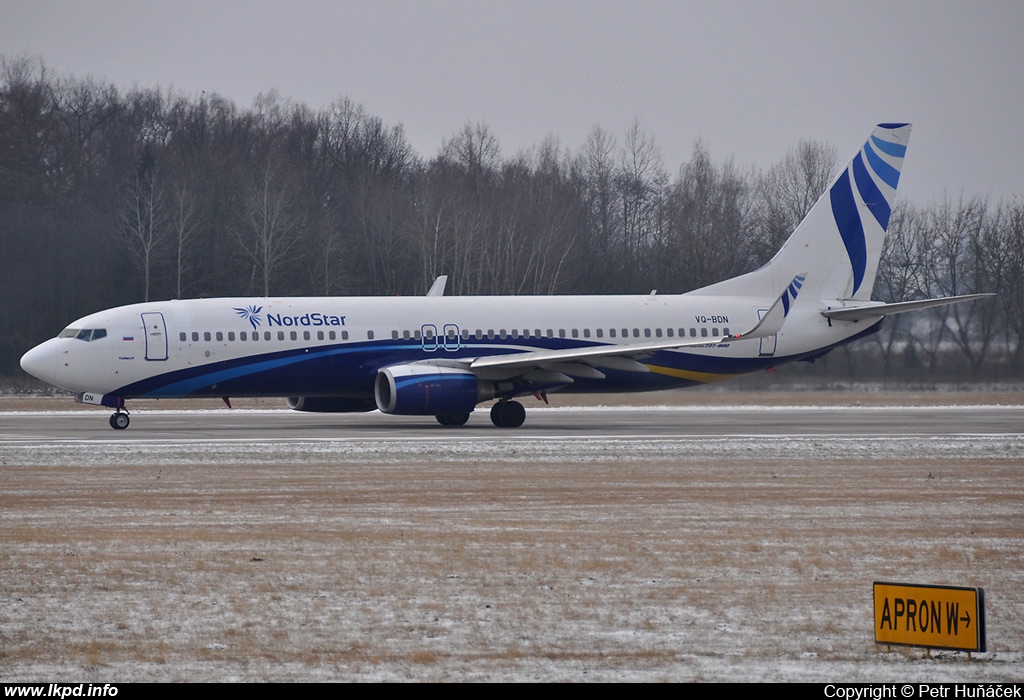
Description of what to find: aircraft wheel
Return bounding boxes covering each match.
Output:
[490,400,525,428]
[109,412,130,430]
[435,413,470,426]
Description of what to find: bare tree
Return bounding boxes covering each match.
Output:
[617,119,667,289]
[120,147,164,301]
[751,139,837,261]
[236,158,306,296]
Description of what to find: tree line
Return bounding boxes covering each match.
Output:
[2,57,1020,383]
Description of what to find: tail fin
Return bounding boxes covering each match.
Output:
[696,123,911,302]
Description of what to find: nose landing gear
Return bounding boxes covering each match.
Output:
[109,409,130,430]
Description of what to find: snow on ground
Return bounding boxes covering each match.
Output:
[0,399,1021,681]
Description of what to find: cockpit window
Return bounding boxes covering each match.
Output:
[58,327,107,342]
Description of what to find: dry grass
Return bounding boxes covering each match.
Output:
[0,393,1021,681]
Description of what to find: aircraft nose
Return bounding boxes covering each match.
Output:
[20,340,59,385]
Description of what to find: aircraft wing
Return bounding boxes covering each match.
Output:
[821,293,994,322]
[465,275,803,380]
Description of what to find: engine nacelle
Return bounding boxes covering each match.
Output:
[286,396,376,413]
[374,364,494,415]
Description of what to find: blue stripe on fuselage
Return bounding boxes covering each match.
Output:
[111,317,886,399]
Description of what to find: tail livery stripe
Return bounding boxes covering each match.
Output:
[830,170,868,296]
[828,125,908,297]
[863,140,902,189]
[852,153,891,230]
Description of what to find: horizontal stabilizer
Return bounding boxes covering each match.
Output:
[821,293,994,321]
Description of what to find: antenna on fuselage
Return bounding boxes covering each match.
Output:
[426,275,448,297]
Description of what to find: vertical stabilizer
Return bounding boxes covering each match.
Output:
[695,123,911,302]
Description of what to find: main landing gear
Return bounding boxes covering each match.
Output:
[490,399,526,428]
[434,400,526,428]
[434,400,527,428]
[108,409,130,430]
[435,413,471,426]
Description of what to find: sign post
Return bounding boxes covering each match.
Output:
[874,581,985,653]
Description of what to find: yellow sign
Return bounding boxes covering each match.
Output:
[874,582,985,652]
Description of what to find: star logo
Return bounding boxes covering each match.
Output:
[233,305,263,331]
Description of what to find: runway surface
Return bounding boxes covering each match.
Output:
[3,402,1022,445]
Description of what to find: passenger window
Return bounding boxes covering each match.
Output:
[392,330,400,340]
[666,328,674,338]
[264,331,272,341]
[367,331,374,340]
[701,328,708,337]
[241,332,248,341]
[179,332,187,342]
[633,329,640,338]
[655,328,662,338]
[303,331,310,341]
[609,329,616,338]
[558,329,566,338]
[228,332,235,341]
[571,329,578,338]
[191,332,199,342]
[723,327,730,336]
[712,328,720,337]
[690,328,697,337]
[216,332,223,342]
[596,329,603,338]
[317,331,324,341]
[204,332,211,342]
[290,331,297,341]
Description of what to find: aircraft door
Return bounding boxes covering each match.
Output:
[757,308,777,357]
[421,324,438,352]
[443,324,461,352]
[141,312,168,361]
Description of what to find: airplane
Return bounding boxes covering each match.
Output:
[20,123,990,430]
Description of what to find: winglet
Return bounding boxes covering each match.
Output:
[726,274,805,341]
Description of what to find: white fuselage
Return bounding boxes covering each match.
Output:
[20,292,868,401]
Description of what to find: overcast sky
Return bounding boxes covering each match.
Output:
[4,0,1022,204]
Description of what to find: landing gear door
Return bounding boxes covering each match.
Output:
[141,312,168,361]
[757,308,777,357]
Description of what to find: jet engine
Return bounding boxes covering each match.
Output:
[286,396,376,413]
[374,364,494,415]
